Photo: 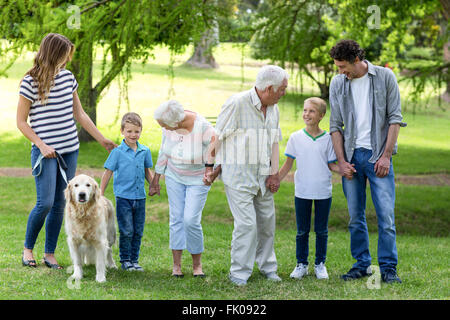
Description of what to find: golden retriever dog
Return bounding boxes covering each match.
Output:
[64,174,117,283]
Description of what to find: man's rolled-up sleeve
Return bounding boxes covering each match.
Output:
[385,69,403,125]
[329,77,344,135]
[215,97,239,141]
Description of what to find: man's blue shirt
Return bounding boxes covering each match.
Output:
[104,140,153,200]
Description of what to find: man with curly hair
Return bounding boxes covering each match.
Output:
[328,40,404,284]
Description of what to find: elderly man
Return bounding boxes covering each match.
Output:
[329,40,404,284]
[215,65,288,286]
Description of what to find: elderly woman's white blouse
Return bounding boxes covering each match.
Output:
[155,113,215,185]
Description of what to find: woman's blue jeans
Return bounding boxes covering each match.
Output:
[342,148,398,273]
[115,197,146,263]
[24,145,78,254]
[295,197,332,265]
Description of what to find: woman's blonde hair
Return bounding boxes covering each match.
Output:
[25,33,75,105]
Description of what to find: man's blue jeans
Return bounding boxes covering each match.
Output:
[115,197,146,263]
[342,148,398,273]
[24,145,78,253]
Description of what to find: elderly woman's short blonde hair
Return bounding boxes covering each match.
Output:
[154,100,186,128]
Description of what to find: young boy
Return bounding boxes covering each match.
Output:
[278,97,339,280]
[100,112,154,271]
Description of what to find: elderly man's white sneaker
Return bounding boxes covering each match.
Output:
[314,262,329,279]
[264,272,282,282]
[290,263,308,279]
[228,273,247,286]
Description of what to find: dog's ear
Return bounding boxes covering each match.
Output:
[93,179,101,201]
[64,182,73,204]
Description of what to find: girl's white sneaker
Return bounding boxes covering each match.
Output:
[290,263,308,279]
[314,262,329,279]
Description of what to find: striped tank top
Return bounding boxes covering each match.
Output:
[19,69,80,154]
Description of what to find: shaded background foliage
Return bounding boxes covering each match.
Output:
[0,0,448,140]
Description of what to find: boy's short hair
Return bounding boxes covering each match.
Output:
[304,97,327,115]
[121,112,142,130]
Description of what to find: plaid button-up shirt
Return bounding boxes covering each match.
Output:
[215,87,282,195]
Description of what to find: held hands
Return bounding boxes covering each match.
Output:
[266,173,280,193]
[338,161,357,180]
[202,167,214,186]
[149,181,161,196]
[203,166,220,186]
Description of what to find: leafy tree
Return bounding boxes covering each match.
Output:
[249,0,448,104]
[327,0,449,107]
[219,0,260,43]
[250,0,337,99]
[0,0,215,141]
[185,0,246,69]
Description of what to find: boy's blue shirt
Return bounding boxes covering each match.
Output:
[104,139,153,200]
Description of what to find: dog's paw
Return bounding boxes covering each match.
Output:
[72,272,82,280]
[96,274,106,283]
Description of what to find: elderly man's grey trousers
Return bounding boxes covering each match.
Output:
[225,186,278,281]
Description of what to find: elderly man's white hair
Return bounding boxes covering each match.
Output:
[255,65,289,92]
[154,100,186,128]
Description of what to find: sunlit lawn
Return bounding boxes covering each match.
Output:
[0,43,449,300]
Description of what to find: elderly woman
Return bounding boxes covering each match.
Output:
[150,100,220,278]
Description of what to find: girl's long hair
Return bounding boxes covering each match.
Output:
[25,33,75,105]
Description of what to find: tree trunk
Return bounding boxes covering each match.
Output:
[301,65,330,99]
[185,23,219,69]
[71,39,96,142]
[440,0,450,102]
[443,40,450,103]
[318,83,329,100]
[77,89,99,142]
[441,0,450,102]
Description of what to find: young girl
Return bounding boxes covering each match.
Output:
[17,33,116,269]
[278,97,339,280]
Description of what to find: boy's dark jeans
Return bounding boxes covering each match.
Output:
[295,197,332,266]
[115,197,146,263]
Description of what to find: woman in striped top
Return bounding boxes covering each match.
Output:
[17,33,116,269]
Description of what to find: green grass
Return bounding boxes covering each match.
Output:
[0,176,449,300]
[0,43,449,300]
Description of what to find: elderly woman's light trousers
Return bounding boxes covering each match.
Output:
[165,175,210,254]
